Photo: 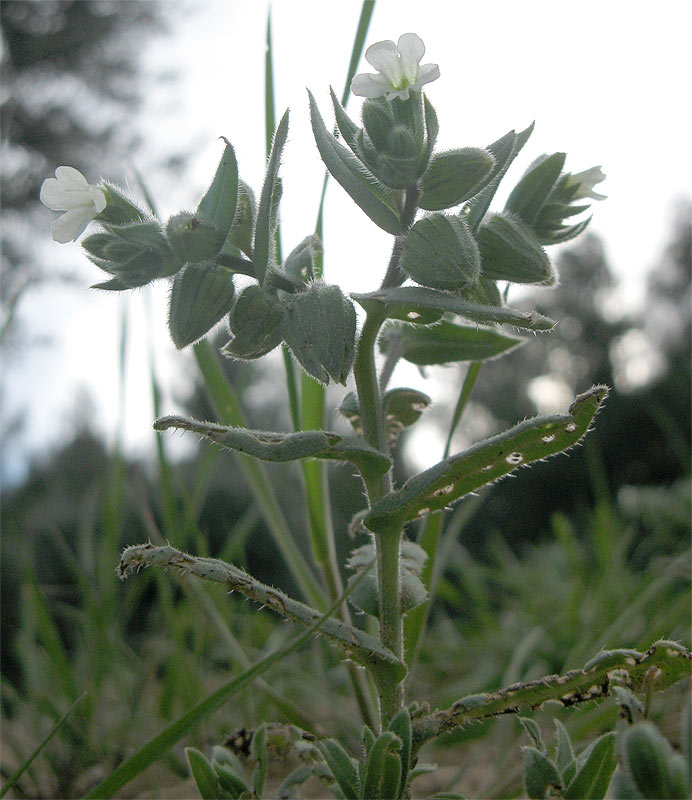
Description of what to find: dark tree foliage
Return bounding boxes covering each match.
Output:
[1,0,163,345]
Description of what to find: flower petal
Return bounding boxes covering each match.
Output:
[40,177,71,211]
[397,33,425,82]
[414,63,441,90]
[51,207,94,243]
[55,166,89,190]
[364,39,403,85]
[351,72,394,98]
[92,186,107,213]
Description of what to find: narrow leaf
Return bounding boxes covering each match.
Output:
[196,140,238,246]
[308,91,403,235]
[522,746,562,799]
[505,152,566,225]
[466,122,535,232]
[564,732,616,800]
[317,739,360,800]
[255,109,289,282]
[388,708,412,800]
[251,725,268,798]
[352,285,556,332]
[361,731,401,800]
[381,320,523,366]
[364,386,608,534]
[185,748,218,800]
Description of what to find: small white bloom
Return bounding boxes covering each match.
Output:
[351,33,440,101]
[567,166,607,201]
[40,166,107,243]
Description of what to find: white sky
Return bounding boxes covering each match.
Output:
[2,0,691,484]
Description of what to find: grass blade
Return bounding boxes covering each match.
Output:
[0,693,87,798]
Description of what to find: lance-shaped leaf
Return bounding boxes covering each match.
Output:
[352,286,555,332]
[361,731,402,800]
[283,281,356,385]
[417,95,439,177]
[330,86,360,149]
[254,109,289,283]
[477,212,554,284]
[339,388,431,444]
[196,139,238,253]
[563,732,616,800]
[505,152,566,225]
[168,262,235,349]
[401,214,481,290]
[364,386,608,534]
[419,148,496,211]
[388,709,412,800]
[118,543,406,679]
[224,179,256,259]
[154,415,391,477]
[317,739,360,800]
[308,90,403,235]
[284,234,322,283]
[465,122,535,232]
[185,748,219,800]
[380,320,523,366]
[223,284,286,360]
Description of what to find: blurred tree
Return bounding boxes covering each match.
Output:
[0,0,164,348]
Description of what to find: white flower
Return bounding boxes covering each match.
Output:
[351,33,440,101]
[40,166,107,243]
[566,166,607,201]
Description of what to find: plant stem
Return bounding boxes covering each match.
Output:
[353,306,405,725]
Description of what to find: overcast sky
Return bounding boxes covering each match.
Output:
[3,0,691,483]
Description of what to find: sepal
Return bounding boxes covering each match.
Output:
[477,212,554,284]
[223,284,286,360]
[419,148,496,211]
[168,261,235,349]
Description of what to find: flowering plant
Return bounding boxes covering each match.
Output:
[40,16,689,800]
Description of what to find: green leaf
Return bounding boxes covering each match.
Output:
[168,261,235,349]
[465,122,535,232]
[251,724,267,799]
[554,719,575,774]
[522,746,562,799]
[417,95,439,176]
[352,286,556,332]
[364,386,608,534]
[401,214,481,290]
[420,148,496,210]
[254,109,289,282]
[276,765,314,799]
[153,415,391,477]
[380,320,523,366]
[224,179,256,259]
[361,731,402,800]
[185,748,218,800]
[520,717,546,752]
[282,281,356,385]
[505,152,566,225]
[330,86,360,147]
[284,234,321,283]
[308,91,404,235]
[317,739,360,800]
[388,708,412,800]
[384,387,431,436]
[196,140,238,249]
[223,284,286,360]
[477,212,554,284]
[564,732,616,799]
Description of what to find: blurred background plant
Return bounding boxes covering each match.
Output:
[1,1,690,797]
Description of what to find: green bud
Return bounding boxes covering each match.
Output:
[166,211,224,264]
[477,212,554,284]
[223,285,286,360]
[82,220,177,289]
[283,281,356,385]
[401,213,481,290]
[168,261,235,349]
[419,148,496,211]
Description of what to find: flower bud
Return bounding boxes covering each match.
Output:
[166,211,224,264]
